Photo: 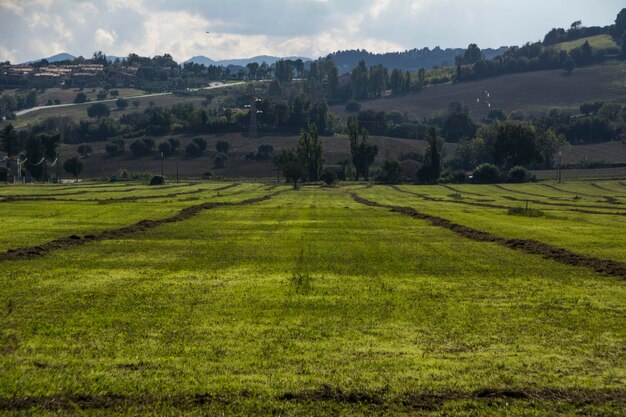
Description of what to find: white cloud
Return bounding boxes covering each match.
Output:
[94,28,117,48]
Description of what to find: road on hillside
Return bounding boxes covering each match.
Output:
[14,81,247,117]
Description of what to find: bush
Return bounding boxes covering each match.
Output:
[320,169,338,185]
[77,144,93,157]
[472,163,501,183]
[63,156,85,178]
[345,100,361,112]
[447,170,467,183]
[508,166,530,183]
[115,98,129,110]
[74,92,88,103]
[378,159,402,184]
[142,138,155,152]
[192,137,208,152]
[213,152,228,168]
[96,90,108,100]
[130,139,149,157]
[149,175,165,185]
[185,142,202,157]
[87,102,110,118]
[158,141,172,156]
[104,143,122,156]
[168,138,180,151]
[216,140,230,153]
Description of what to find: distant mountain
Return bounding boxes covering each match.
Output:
[325,47,510,74]
[185,55,312,67]
[22,53,76,64]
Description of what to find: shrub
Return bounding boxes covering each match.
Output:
[508,166,530,183]
[130,139,149,157]
[115,98,129,110]
[96,90,108,100]
[320,169,338,185]
[213,152,228,168]
[283,161,305,188]
[378,159,402,184]
[87,102,110,118]
[168,138,180,151]
[74,92,88,103]
[105,142,121,156]
[142,138,155,152]
[185,142,202,157]
[507,207,544,217]
[149,175,165,185]
[345,100,361,112]
[472,163,501,183]
[77,144,93,157]
[158,141,172,156]
[192,137,208,152]
[63,156,85,178]
[448,170,467,183]
[216,140,230,153]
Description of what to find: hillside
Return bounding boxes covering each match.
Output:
[325,47,510,74]
[330,61,626,120]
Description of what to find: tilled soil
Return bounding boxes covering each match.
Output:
[351,192,626,279]
[0,190,277,263]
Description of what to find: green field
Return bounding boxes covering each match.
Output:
[555,34,619,52]
[0,180,624,415]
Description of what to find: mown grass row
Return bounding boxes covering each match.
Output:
[0,186,624,415]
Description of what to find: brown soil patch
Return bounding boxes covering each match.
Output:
[0,190,277,263]
[1,387,622,411]
[351,192,626,279]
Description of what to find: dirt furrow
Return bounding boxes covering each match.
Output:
[351,192,626,279]
[501,195,626,213]
[0,387,622,411]
[0,184,240,204]
[540,183,595,197]
[0,190,276,263]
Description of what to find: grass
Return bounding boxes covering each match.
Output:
[555,34,618,52]
[0,181,624,415]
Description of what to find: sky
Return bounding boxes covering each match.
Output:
[0,0,624,64]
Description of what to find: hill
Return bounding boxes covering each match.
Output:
[185,55,312,67]
[325,46,510,74]
[330,61,626,121]
[21,52,76,64]
[555,34,619,52]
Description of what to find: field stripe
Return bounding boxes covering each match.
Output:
[392,185,626,216]
[0,387,622,411]
[439,184,488,197]
[0,183,240,203]
[0,189,277,263]
[351,192,626,279]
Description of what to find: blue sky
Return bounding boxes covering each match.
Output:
[0,0,624,63]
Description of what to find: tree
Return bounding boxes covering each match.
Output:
[158,141,172,156]
[273,148,297,181]
[105,142,121,156]
[168,138,180,152]
[87,102,110,118]
[74,92,88,103]
[614,8,626,39]
[416,127,441,183]
[473,163,501,183]
[348,117,378,180]
[390,69,406,96]
[132,100,140,108]
[216,140,230,154]
[563,57,576,74]
[442,101,477,142]
[320,169,337,185]
[115,98,129,110]
[351,60,369,99]
[0,124,19,156]
[493,121,539,168]
[379,158,402,183]
[185,142,202,157]
[296,124,324,181]
[129,139,149,157]
[77,144,93,158]
[63,156,85,178]
[213,152,228,168]
[463,44,483,65]
[283,161,305,188]
[275,60,293,82]
[25,135,45,180]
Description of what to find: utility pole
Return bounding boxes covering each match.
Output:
[176,159,179,183]
[160,152,164,177]
[83,141,87,179]
[557,150,563,184]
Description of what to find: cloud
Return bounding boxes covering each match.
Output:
[0,0,624,63]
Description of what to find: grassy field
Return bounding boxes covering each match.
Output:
[555,34,619,52]
[0,180,624,415]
